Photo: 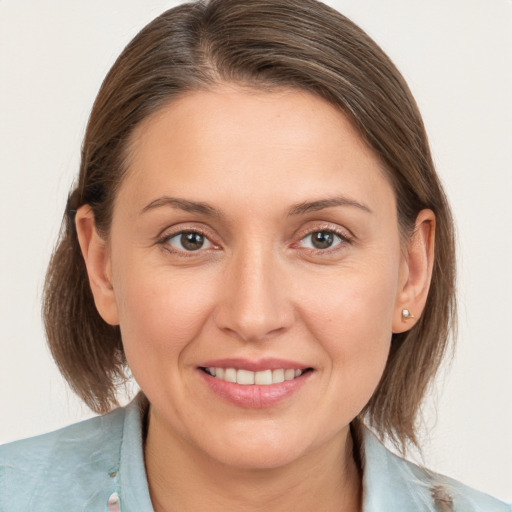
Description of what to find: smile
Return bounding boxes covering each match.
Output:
[198,359,313,408]
[201,367,308,385]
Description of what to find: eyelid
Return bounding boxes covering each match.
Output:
[167,232,214,251]
[293,223,354,253]
[295,222,353,241]
[154,222,353,255]
[299,231,342,248]
[156,224,220,254]
[155,222,216,241]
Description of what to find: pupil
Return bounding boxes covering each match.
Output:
[181,232,204,251]
[312,231,333,249]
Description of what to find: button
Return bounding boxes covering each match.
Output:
[431,485,453,512]
[107,491,121,512]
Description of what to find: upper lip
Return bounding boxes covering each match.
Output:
[199,357,311,372]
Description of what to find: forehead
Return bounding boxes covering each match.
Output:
[119,85,394,216]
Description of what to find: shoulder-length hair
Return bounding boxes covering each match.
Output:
[43,0,456,452]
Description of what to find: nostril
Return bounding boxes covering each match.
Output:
[212,276,295,342]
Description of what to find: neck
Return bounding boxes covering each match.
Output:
[144,407,362,512]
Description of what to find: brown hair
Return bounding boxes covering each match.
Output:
[43,0,456,451]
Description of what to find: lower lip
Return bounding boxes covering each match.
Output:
[198,370,311,408]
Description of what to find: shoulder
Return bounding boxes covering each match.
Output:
[361,428,511,512]
[0,405,127,511]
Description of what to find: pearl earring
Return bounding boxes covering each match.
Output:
[401,309,414,320]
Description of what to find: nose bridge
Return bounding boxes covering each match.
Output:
[215,238,292,341]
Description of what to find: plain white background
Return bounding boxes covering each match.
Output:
[1,0,511,502]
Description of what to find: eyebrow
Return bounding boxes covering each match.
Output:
[141,196,222,217]
[287,197,372,216]
[140,195,372,217]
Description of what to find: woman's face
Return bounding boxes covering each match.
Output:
[104,86,409,469]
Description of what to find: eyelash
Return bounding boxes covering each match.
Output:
[296,228,352,254]
[156,226,352,257]
[157,227,217,257]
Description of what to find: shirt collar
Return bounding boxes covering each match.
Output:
[118,395,154,511]
[361,427,438,511]
[116,396,437,512]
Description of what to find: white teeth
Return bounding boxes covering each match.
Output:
[272,369,285,383]
[237,369,255,385]
[205,366,307,385]
[224,368,237,383]
[284,369,296,381]
[254,370,272,385]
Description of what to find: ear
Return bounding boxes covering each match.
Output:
[392,209,436,333]
[75,205,119,325]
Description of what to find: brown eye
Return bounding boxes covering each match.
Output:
[300,231,342,250]
[181,233,204,250]
[166,231,212,252]
[311,232,334,249]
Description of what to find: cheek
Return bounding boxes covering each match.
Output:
[298,258,399,391]
[300,260,398,339]
[111,257,217,380]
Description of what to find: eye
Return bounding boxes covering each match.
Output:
[299,230,344,250]
[165,231,213,252]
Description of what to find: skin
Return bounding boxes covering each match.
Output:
[76,86,435,511]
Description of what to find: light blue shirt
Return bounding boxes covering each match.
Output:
[1,396,509,511]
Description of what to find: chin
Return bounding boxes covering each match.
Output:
[194,421,328,471]
[209,441,306,471]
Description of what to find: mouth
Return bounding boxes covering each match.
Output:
[197,360,313,408]
[199,367,313,385]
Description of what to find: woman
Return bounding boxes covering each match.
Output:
[0,0,509,510]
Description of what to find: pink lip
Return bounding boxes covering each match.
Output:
[197,359,312,409]
[199,357,310,372]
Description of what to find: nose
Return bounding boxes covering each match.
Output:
[214,243,294,343]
